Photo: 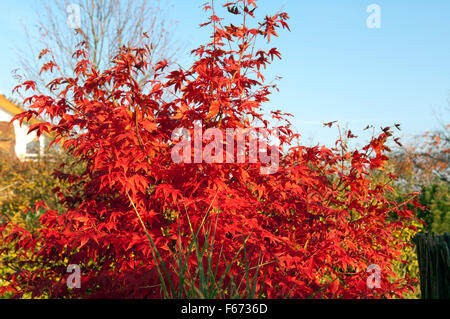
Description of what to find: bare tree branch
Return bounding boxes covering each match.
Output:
[16,0,181,95]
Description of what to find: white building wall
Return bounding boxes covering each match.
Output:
[0,106,46,160]
[0,106,11,122]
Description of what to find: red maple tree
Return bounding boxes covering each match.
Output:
[1,0,419,298]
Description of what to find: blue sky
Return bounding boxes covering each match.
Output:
[0,0,449,146]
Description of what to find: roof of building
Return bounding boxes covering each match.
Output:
[0,94,26,116]
[0,94,51,137]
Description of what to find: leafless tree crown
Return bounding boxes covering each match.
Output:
[18,0,179,92]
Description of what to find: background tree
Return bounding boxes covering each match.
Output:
[390,123,449,233]
[386,113,449,297]
[16,0,180,95]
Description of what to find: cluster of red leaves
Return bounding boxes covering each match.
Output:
[1,0,419,298]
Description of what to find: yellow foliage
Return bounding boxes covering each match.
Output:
[0,151,82,298]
